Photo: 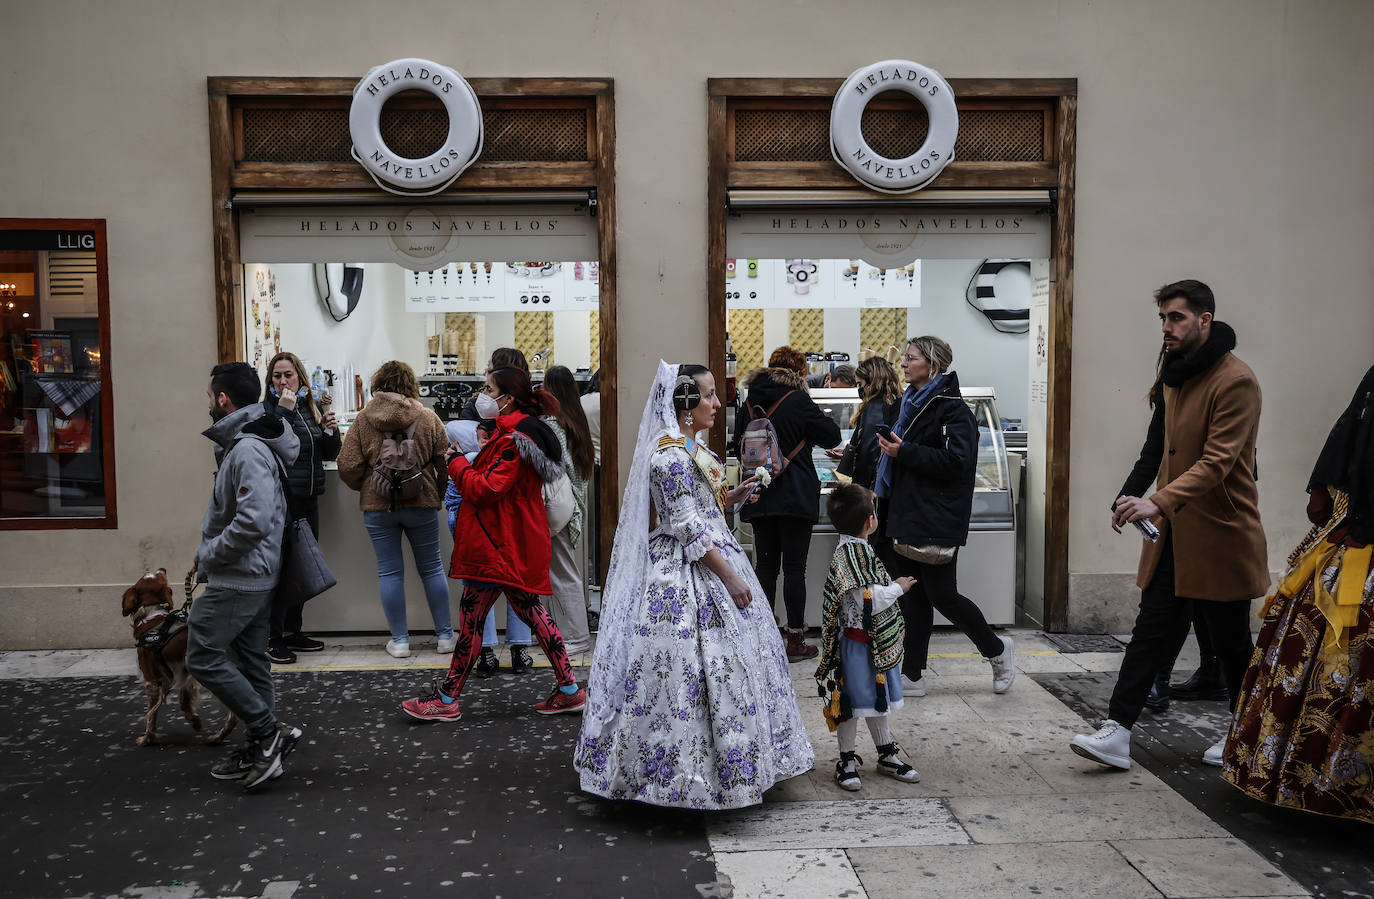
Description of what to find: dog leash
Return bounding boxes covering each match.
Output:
[183,569,202,608]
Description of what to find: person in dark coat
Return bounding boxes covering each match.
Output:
[835,355,903,492]
[873,336,1015,697]
[261,352,341,664]
[732,346,842,661]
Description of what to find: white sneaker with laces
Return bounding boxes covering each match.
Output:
[385,639,411,659]
[435,634,457,654]
[988,635,1016,693]
[902,676,927,698]
[1202,738,1225,767]
[1070,719,1132,770]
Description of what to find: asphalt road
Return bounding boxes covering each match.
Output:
[0,671,717,899]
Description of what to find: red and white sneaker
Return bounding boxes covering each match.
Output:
[534,686,586,715]
[401,681,463,722]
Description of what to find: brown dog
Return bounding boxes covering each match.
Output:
[122,569,237,747]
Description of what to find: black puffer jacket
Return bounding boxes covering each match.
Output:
[731,366,842,523]
[880,370,977,546]
[262,397,342,498]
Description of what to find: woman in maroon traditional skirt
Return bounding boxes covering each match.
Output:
[1223,364,1374,823]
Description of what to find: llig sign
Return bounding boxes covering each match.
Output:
[830,60,958,193]
[349,58,483,196]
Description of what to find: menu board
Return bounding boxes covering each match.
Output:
[403,261,599,313]
[724,258,921,310]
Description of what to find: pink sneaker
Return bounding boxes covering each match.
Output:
[401,681,463,722]
[534,686,586,715]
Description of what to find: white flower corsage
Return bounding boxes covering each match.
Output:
[754,466,772,489]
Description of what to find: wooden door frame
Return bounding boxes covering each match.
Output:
[706,77,1076,630]
[206,76,619,577]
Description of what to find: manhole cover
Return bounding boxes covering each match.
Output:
[1043,633,1125,653]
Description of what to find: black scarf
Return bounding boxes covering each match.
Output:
[1160,320,1237,388]
[1309,365,1374,540]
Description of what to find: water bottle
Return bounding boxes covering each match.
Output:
[311,365,324,398]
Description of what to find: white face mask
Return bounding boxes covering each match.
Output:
[474,392,502,419]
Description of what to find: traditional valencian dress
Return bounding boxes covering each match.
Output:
[574,361,814,810]
[1223,365,1374,824]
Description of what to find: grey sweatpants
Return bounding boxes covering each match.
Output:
[543,526,590,655]
[187,583,277,741]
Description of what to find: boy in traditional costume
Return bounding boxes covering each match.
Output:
[816,483,920,791]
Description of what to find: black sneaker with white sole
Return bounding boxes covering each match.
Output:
[210,743,254,781]
[242,723,302,792]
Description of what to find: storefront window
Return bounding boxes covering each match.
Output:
[0,220,114,527]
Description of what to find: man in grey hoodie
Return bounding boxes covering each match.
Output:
[188,362,303,791]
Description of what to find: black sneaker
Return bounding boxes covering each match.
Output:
[242,724,301,792]
[267,639,297,665]
[474,647,500,679]
[510,646,534,674]
[284,632,325,652]
[210,743,254,781]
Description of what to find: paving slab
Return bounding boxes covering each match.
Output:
[707,798,969,851]
[1019,749,1173,793]
[850,842,1165,899]
[1111,838,1308,898]
[950,790,1227,843]
[714,849,866,899]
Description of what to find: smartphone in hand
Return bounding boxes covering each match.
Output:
[874,424,893,440]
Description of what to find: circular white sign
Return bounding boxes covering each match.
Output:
[350,58,483,196]
[830,60,958,194]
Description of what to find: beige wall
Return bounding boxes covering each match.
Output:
[2,0,1372,646]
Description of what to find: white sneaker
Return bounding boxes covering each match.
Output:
[435,634,457,654]
[988,635,1016,693]
[1070,719,1132,770]
[902,675,927,697]
[1202,739,1225,767]
[385,639,411,659]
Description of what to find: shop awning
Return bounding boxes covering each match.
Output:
[726,189,1052,265]
[238,202,598,270]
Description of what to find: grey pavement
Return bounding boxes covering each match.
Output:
[0,631,1328,898]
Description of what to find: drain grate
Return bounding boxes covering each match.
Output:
[1043,633,1125,653]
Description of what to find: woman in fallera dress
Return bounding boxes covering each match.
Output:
[573,360,815,809]
[1223,364,1374,824]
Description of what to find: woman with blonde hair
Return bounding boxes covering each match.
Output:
[337,361,454,658]
[260,351,340,664]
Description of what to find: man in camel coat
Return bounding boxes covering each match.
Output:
[1071,279,1268,771]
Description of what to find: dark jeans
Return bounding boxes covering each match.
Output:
[269,497,320,642]
[874,536,1005,679]
[1108,535,1254,728]
[187,583,276,740]
[751,516,813,629]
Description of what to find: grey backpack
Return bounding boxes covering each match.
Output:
[369,417,424,510]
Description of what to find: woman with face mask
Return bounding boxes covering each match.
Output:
[260,352,341,664]
[400,366,584,722]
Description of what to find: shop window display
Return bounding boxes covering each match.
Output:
[0,220,113,526]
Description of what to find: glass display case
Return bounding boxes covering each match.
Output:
[733,384,1019,627]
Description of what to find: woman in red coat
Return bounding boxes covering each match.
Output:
[401,366,584,721]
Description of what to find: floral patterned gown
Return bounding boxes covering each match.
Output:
[574,443,814,809]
